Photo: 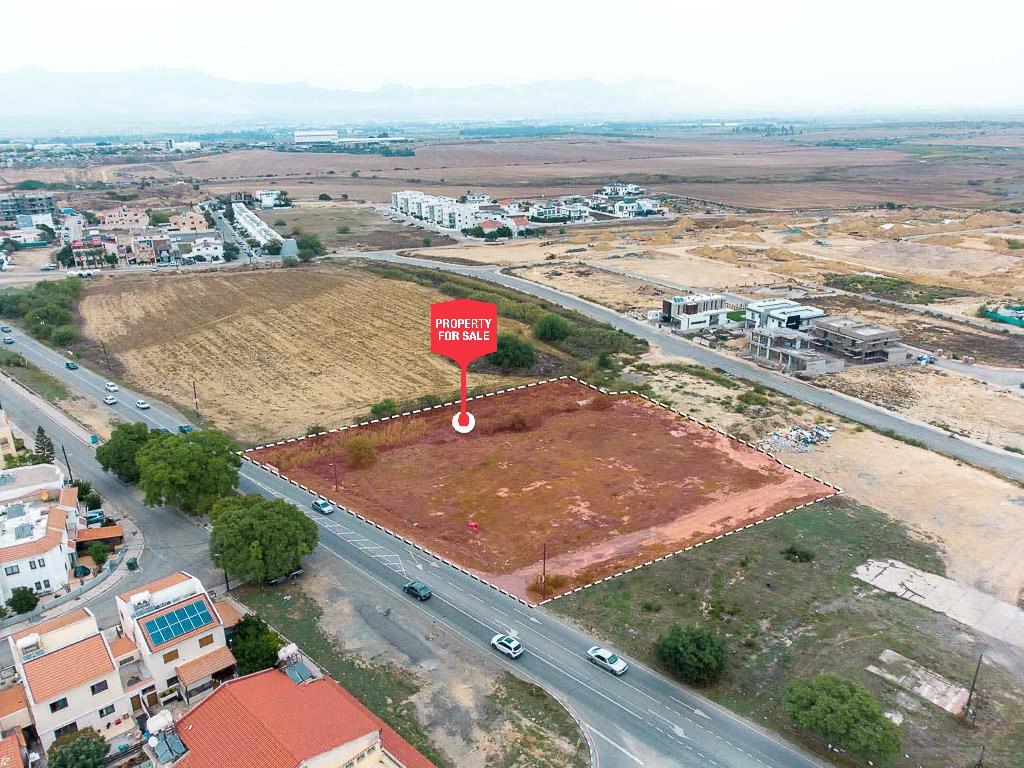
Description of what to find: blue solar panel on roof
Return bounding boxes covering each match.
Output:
[143,599,214,646]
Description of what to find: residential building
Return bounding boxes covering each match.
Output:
[148,665,435,768]
[14,213,53,230]
[98,206,148,229]
[660,294,730,331]
[130,230,176,264]
[187,235,224,261]
[748,327,845,375]
[231,204,279,245]
[613,199,640,217]
[255,190,282,209]
[744,299,827,331]
[168,210,208,233]
[7,609,139,750]
[164,140,201,152]
[602,182,645,197]
[115,571,236,705]
[229,191,254,206]
[391,190,503,232]
[0,228,46,246]
[293,129,339,144]
[0,729,27,768]
[70,235,117,267]
[0,193,56,221]
[809,315,908,364]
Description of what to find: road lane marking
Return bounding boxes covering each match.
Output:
[587,728,644,766]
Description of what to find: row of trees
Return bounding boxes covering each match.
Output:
[0,278,83,346]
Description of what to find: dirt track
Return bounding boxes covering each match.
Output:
[250,379,833,601]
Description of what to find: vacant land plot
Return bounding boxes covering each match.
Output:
[509,263,673,312]
[258,202,453,251]
[248,379,834,602]
[75,266,530,444]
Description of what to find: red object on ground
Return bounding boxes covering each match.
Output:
[468,521,480,531]
[430,299,498,427]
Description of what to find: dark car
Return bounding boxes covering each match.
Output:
[65,360,79,370]
[177,424,194,434]
[266,568,305,587]
[403,580,432,600]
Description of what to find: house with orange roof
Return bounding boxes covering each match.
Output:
[115,571,235,706]
[0,730,27,768]
[148,666,435,768]
[7,608,143,750]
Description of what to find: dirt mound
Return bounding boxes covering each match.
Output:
[783,231,814,243]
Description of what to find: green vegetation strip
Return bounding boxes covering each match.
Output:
[0,279,83,346]
[823,273,974,305]
[236,586,453,768]
[0,350,70,401]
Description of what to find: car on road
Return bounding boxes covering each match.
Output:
[177,424,194,434]
[266,567,305,586]
[104,382,119,392]
[135,400,150,410]
[587,645,629,675]
[41,264,57,272]
[2,337,12,345]
[403,580,432,601]
[311,499,334,515]
[103,395,118,405]
[65,360,79,370]
[156,427,171,433]
[490,633,524,659]
[0,326,10,333]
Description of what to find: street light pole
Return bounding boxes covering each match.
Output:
[192,379,200,419]
[61,444,75,485]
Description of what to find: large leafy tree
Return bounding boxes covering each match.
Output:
[48,728,108,768]
[654,625,726,686]
[137,429,240,515]
[210,495,318,582]
[783,675,901,759]
[95,422,158,482]
[229,614,283,676]
[7,586,39,614]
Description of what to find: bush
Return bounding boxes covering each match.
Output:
[89,541,110,567]
[274,218,287,226]
[342,435,376,468]
[318,193,332,201]
[783,675,901,759]
[7,586,39,614]
[305,423,326,435]
[370,399,399,418]
[282,255,299,268]
[422,237,432,246]
[486,334,537,370]
[229,615,284,676]
[48,728,108,768]
[533,312,573,341]
[655,625,726,685]
[336,225,350,234]
[781,544,815,562]
[264,239,282,255]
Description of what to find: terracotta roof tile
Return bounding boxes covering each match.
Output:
[0,683,27,718]
[177,669,435,768]
[176,645,235,687]
[76,524,124,543]
[109,635,137,658]
[0,733,23,768]
[12,608,90,642]
[58,487,78,508]
[119,571,190,601]
[23,634,113,702]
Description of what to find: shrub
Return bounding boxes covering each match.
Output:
[783,675,901,759]
[422,237,432,246]
[89,541,110,567]
[781,544,815,562]
[655,625,726,685]
[282,255,299,268]
[342,435,376,468]
[7,586,39,614]
[370,399,399,417]
[336,225,350,234]
[274,218,287,226]
[486,334,537,370]
[305,423,326,435]
[318,193,332,201]
[50,325,78,346]
[533,312,573,341]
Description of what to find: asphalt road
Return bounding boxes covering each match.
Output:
[5,329,830,767]
[350,250,1024,484]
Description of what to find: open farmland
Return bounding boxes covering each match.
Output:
[247,378,835,603]
[75,266,534,444]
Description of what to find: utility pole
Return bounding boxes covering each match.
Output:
[332,453,339,491]
[61,444,75,484]
[99,341,112,373]
[964,653,983,724]
[541,542,547,601]
[192,379,200,419]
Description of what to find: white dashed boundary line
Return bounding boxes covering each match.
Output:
[240,376,842,607]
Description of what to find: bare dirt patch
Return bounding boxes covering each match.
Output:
[509,263,673,312]
[248,378,833,602]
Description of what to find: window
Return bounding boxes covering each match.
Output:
[49,698,69,713]
[54,722,77,739]
[37,558,44,567]
[90,680,108,695]
[162,649,179,664]
[34,582,42,591]
[198,634,214,648]
[98,704,115,717]
[165,675,178,688]
[43,579,50,589]
[29,560,36,570]
[4,565,18,576]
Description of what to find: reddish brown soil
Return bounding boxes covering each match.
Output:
[249,379,833,601]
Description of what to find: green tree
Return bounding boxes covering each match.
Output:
[34,426,55,462]
[532,312,573,341]
[48,727,108,768]
[137,429,241,516]
[210,494,317,582]
[96,422,157,482]
[73,479,103,511]
[783,675,901,759]
[486,334,537,370]
[7,586,39,614]
[229,615,284,676]
[51,325,78,346]
[421,236,432,246]
[654,625,726,686]
[223,204,235,223]
[264,239,282,255]
[36,224,56,244]
[88,541,110,568]
[318,193,332,201]
[296,233,324,262]
[222,242,239,261]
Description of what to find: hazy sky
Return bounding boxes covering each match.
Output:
[5,0,1023,109]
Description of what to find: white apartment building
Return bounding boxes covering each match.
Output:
[745,299,827,330]
[391,190,493,231]
[254,189,282,209]
[293,129,339,144]
[189,235,223,261]
[115,572,235,705]
[602,182,646,197]
[231,204,280,246]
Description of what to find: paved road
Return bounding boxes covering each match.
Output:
[6,332,829,767]
[346,251,1024,484]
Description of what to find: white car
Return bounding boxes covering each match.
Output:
[135,400,151,410]
[490,633,524,659]
[103,395,118,405]
[587,646,629,675]
[104,382,119,392]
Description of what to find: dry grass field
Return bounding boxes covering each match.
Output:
[76,265,532,443]
[258,202,453,251]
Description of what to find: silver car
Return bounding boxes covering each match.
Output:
[587,645,628,675]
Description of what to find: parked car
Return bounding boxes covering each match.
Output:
[266,567,305,586]
[403,580,432,601]
[2,337,12,345]
[490,633,524,659]
[104,382,119,392]
[135,400,150,410]
[0,326,11,333]
[311,499,334,515]
[587,646,629,675]
[65,360,79,370]
[177,424,194,434]
[40,263,57,272]
[103,395,118,405]
[156,427,171,433]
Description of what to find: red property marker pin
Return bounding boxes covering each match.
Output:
[430,298,498,433]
